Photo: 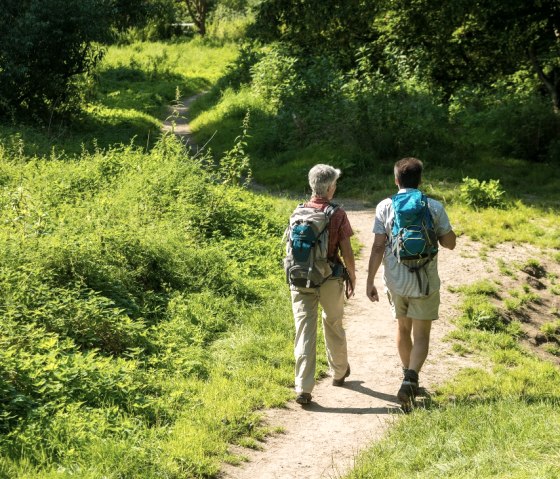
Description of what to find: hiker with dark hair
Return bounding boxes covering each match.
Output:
[366,157,456,411]
[284,164,356,405]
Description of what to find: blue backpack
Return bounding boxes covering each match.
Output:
[390,189,438,294]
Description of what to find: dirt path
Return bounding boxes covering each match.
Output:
[161,92,206,152]
[219,198,484,479]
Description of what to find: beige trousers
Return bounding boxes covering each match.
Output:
[291,277,348,394]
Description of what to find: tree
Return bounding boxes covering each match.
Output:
[383,0,560,112]
[181,0,216,36]
[111,0,182,39]
[250,0,381,69]
[0,0,113,118]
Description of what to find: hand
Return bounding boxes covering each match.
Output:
[366,284,379,302]
[345,274,356,299]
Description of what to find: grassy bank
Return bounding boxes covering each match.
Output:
[1,35,559,478]
[0,39,238,158]
[0,133,313,477]
[0,38,314,477]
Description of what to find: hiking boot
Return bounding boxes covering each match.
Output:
[332,365,351,387]
[397,370,419,412]
[295,392,312,405]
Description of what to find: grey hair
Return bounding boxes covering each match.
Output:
[308,164,341,197]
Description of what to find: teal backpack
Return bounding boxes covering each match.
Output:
[390,189,438,294]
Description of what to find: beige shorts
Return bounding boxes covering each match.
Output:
[386,289,440,320]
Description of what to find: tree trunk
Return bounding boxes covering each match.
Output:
[183,0,207,37]
[528,46,560,114]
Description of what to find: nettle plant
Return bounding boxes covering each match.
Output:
[459,177,506,209]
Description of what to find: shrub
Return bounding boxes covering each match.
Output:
[250,44,299,109]
[459,177,506,209]
[0,0,113,117]
[452,88,560,163]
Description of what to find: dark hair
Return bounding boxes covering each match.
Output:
[394,157,423,188]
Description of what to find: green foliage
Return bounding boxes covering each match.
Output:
[0,0,113,118]
[458,295,506,333]
[504,289,541,312]
[452,89,560,163]
[217,110,253,186]
[0,39,239,157]
[520,258,546,279]
[250,0,380,69]
[449,280,499,297]
[0,133,292,476]
[207,3,255,43]
[111,0,184,41]
[450,201,560,249]
[384,0,560,113]
[459,178,505,210]
[348,400,560,479]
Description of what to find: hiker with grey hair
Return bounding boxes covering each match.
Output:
[284,164,356,405]
[366,157,456,411]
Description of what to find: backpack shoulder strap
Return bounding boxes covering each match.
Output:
[323,202,339,219]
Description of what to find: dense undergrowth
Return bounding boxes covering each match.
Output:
[0,39,238,158]
[186,42,560,235]
[0,133,300,478]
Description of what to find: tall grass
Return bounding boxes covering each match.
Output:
[0,134,305,478]
[0,39,239,157]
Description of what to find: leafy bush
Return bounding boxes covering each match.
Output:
[0,133,289,475]
[452,89,560,163]
[0,0,112,118]
[112,0,184,41]
[459,177,506,209]
[341,81,463,167]
[207,4,254,43]
[250,44,299,109]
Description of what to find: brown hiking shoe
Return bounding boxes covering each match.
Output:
[295,392,312,405]
[397,370,419,413]
[332,365,351,387]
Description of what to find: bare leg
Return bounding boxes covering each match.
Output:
[408,319,432,373]
[397,317,432,372]
[397,317,413,369]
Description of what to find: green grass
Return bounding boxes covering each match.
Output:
[540,320,560,341]
[2,35,560,479]
[188,72,560,250]
[348,401,560,479]
[0,39,238,157]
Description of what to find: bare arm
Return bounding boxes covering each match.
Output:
[339,237,356,297]
[439,230,456,250]
[366,233,386,302]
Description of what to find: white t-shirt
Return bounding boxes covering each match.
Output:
[373,189,453,297]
